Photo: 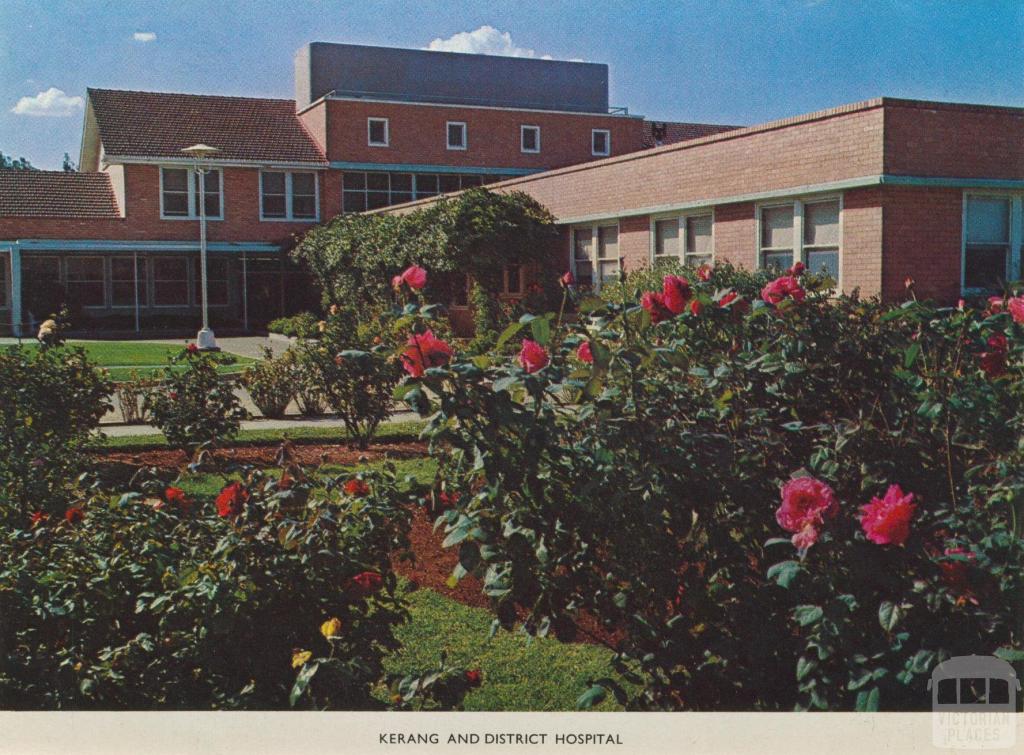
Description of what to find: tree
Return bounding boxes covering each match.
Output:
[61,152,78,172]
[0,151,36,170]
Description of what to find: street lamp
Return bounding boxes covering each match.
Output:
[181,143,221,350]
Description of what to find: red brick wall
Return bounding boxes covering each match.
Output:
[2,164,332,245]
[322,99,646,169]
[618,215,650,270]
[710,202,757,271]
[466,103,885,221]
[880,185,962,303]
[884,100,1024,179]
[841,188,884,297]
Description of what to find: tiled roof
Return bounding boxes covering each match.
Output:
[0,170,120,218]
[88,88,327,164]
[642,119,741,148]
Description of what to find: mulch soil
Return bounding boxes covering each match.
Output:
[91,439,622,649]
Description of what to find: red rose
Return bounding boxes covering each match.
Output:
[689,299,703,316]
[761,275,806,305]
[401,329,454,377]
[30,511,49,527]
[939,546,977,597]
[164,486,191,511]
[718,291,749,313]
[641,291,672,323]
[980,334,1008,377]
[518,339,549,373]
[347,571,384,598]
[464,669,482,687]
[577,341,593,364]
[168,391,178,401]
[560,271,575,287]
[397,265,427,290]
[786,261,806,277]
[776,477,838,550]
[215,482,248,518]
[696,264,712,282]
[988,296,1006,315]
[64,507,85,524]
[661,275,691,315]
[438,490,461,508]
[1009,296,1024,324]
[344,478,370,497]
[859,484,916,546]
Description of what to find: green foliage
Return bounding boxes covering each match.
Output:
[143,348,247,452]
[242,347,296,419]
[0,462,412,710]
[291,187,557,316]
[0,345,111,521]
[598,258,777,304]
[397,267,1024,711]
[0,150,36,170]
[467,281,502,354]
[266,312,319,338]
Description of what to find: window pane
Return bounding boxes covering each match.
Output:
[65,257,103,281]
[806,250,839,281]
[505,265,522,294]
[111,257,147,307]
[343,192,366,213]
[390,173,412,192]
[937,678,958,705]
[685,253,713,268]
[262,172,286,194]
[989,678,1009,705]
[415,174,438,196]
[292,195,316,219]
[522,127,538,151]
[162,168,188,192]
[687,215,713,256]
[262,194,286,218]
[163,192,189,216]
[439,174,460,193]
[154,281,188,306]
[389,191,412,205]
[763,251,793,271]
[598,260,619,283]
[965,245,1008,289]
[655,219,680,257]
[967,197,1009,243]
[367,173,389,191]
[343,172,366,190]
[203,191,220,217]
[574,262,593,287]
[597,226,618,260]
[366,191,389,210]
[960,678,987,704]
[369,119,387,144]
[292,173,315,195]
[593,130,608,154]
[574,230,592,262]
[762,206,794,249]
[805,201,840,246]
[460,174,482,188]
[447,123,465,148]
[201,170,220,193]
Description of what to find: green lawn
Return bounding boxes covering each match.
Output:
[93,419,428,451]
[8,340,255,381]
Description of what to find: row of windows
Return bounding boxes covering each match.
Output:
[21,255,230,310]
[367,116,611,156]
[341,171,512,213]
[963,194,1024,291]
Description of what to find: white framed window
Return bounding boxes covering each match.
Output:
[652,213,713,266]
[570,223,620,291]
[962,193,1023,293]
[592,129,610,156]
[260,171,319,221]
[521,125,540,154]
[160,167,223,220]
[65,256,106,308]
[367,117,389,147]
[447,121,467,150]
[757,197,841,284]
[342,171,494,213]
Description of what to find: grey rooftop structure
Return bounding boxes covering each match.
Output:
[295,41,610,113]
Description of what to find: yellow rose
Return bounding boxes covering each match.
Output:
[318,320,327,333]
[320,617,343,639]
[291,650,313,669]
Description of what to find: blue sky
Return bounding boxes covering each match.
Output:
[1,0,1021,169]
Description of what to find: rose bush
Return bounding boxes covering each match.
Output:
[0,459,415,710]
[394,264,1024,711]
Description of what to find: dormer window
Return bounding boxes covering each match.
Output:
[368,118,389,147]
[160,166,222,219]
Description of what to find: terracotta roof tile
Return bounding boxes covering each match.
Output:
[88,88,326,164]
[0,170,120,218]
[642,120,741,148]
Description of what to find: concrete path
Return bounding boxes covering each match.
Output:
[100,411,422,437]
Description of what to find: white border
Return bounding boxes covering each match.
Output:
[367,117,390,147]
[591,128,611,157]
[159,166,224,221]
[259,170,320,222]
[520,124,541,154]
[446,121,467,151]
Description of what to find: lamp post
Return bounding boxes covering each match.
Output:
[181,143,221,350]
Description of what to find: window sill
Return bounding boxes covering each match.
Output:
[159,215,224,221]
[259,216,320,223]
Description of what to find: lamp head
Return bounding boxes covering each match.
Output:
[181,143,220,160]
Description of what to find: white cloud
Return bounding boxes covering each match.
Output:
[427,26,553,60]
[133,31,157,42]
[10,87,84,117]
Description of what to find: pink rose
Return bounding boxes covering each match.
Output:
[980,334,1008,378]
[859,484,916,546]
[560,271,574,287]
[519,339,549,373]
[662,275,691,314]
[400,265,427,290]
[391,274,403,289]
[1008,296,1024,324]
[786,261,807,277]
[761,276,806,306]
[776,477,838,550]
[577,341,593,363]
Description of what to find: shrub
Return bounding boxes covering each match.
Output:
[289,347,329,417]
[397,265,1024,711]
[267,312,319,339]
[0,461,414,710]
[0,344,111,522]
[113,370,157,425]
[242,347,296,419]
[143,347,247,453]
